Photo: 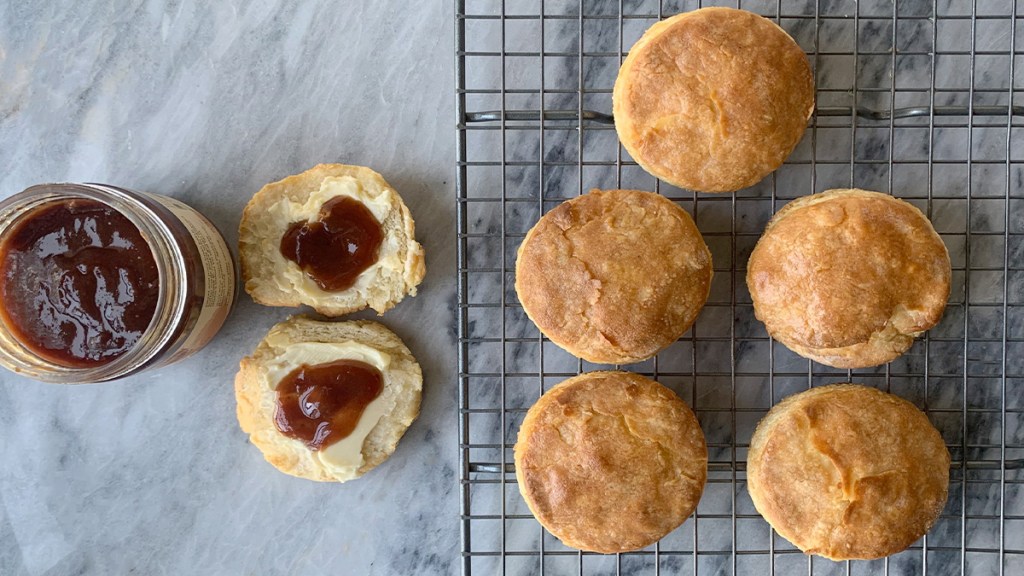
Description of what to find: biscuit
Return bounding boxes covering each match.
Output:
[515,189,712,364]
[239,164,425,316]
[234,315,422,482]
[613,7,814,193]
[746,189,951,368]
[514,371,707,553]
[747,384,950,560]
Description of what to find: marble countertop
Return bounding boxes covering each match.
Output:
[4,1,1022,575]
[1,2,456,574]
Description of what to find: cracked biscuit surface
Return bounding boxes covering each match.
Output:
[747,188,951,368]
[747,384,950,560]
[613,7,814,193]
[514,371,707,553]
[515,189,712,365]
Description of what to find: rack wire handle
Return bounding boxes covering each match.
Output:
[467,459,1024,475]
[464,105,1024,124]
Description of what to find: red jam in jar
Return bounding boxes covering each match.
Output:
[0,183,236,383]
[0,199,160,367]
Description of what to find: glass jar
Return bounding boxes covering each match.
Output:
[0,183,236,383]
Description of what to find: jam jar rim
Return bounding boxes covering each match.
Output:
[0,183,192,383]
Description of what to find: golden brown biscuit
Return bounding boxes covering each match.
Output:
[515,189,712,365]
[514,371,707,553]
[235,315,422,482]
[747,384,950,560]
[746,189,951,368]
[613,7,814,193]
[239,164,425,316]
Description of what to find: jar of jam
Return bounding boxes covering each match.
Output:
[0,183,236,383]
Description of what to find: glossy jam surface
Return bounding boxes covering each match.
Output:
[0,199,159,367]
[274,359,384,451]
[279,196,383,292]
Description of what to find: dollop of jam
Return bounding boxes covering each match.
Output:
[0,199,159,367]
[280,196,383,292]
[274,359,384,451]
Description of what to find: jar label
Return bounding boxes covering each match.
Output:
[145,193,236,365]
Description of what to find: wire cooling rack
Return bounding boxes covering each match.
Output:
[456,0,1024,574]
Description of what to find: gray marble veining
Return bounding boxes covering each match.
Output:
[1,2,456,575]
[3,0,1024,574]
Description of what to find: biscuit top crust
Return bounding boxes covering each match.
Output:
[613,7,814,192]
[515,189,712,364]
[514,371,707,553]
[747,189,950,352]
[747,384,950,560]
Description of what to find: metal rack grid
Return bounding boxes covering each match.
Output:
[456,0,1024,574]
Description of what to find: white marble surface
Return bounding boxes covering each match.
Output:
[4,0,1024,575]
[1,2,456,575]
